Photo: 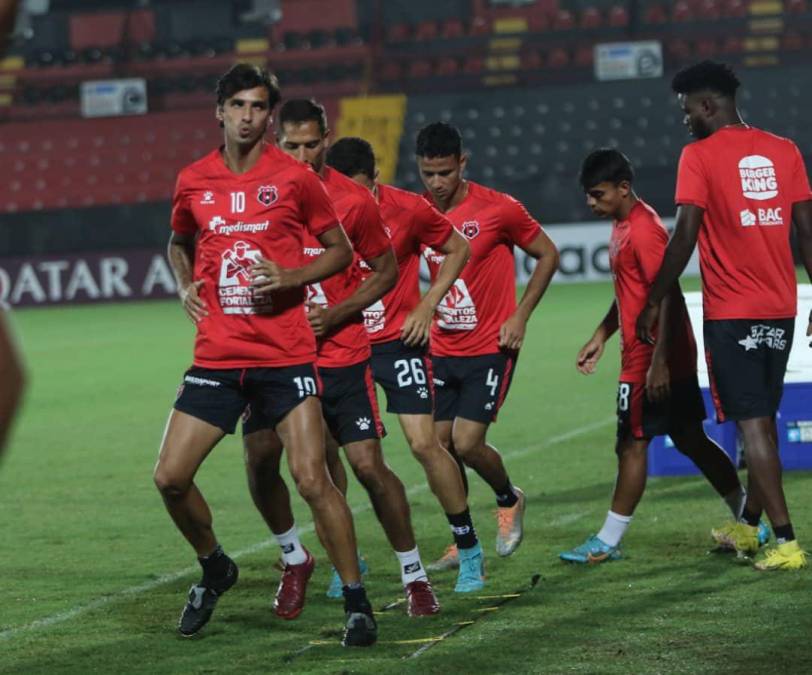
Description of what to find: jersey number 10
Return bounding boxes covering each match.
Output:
[231,191,246,213]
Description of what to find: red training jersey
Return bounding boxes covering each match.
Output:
[610,200,696,383]
[423,181,542,357]
[304,166,392,367]
[362,184,454,344]
[675,126,812,320]
[171,144,340,369]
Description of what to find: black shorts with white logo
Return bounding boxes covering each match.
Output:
[370,339,434,415]
[616,375,706,441]
[242,359,385,445]
[174,363,320,434]
[704,318,794,422]
[431,351,517,425]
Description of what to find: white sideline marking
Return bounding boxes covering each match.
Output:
[0,416,613,642]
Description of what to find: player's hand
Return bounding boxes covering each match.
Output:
[807,308,812,347]
[306,302,335,337]
[645,356,670,403]
[499,313,526,351]
[179,280,208,324]
[250,258,299,293]
[576,337,604,375]
[636,301,659,346]
[401,302,433,347]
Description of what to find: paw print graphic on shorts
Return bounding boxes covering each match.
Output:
[416,387,429,400]
[356,417,371,431]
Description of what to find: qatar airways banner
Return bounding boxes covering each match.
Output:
[0,220,700,308]
[0,249,177,309]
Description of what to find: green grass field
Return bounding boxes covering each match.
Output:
[2,279,811,674]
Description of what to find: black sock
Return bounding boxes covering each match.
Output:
[739,507,761,527]
[342,583,371,613]
[773,523,795,544]
[495,479,518,508]
[446,508,478,550]
[198,545,231,585]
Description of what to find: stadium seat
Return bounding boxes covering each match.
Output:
[786,0,808,13]
[547,48,570,68]
[608,6,629,27]
[407,59,432,79]
[463,55,485,74]
[698,0,722,20]
[441,18,466,39]
[521,49,544,70]
[782,31,805,50]
[468,17,491,36]
[386,22,411,43]
[579,7,603,29]
[414,21,439,41]
[435,57,460,77]
[380,61,402,81]
[722,0,748,17]
[672,1,694,21]
[643,4,668,23]
[696,38,719,58]
[552,9,576,30]
[574,46,594,67]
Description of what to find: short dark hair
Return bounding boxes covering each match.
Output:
[415,122,462,158]
[579,149,634,190]
[216,63,280,108]
[278,98,328,136]
[326,137,376,180]
[671,60,741,99]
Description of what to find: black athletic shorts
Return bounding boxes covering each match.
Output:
[243,359,385,445]
[704,318,793,422]
[616,375,706,441]
[431,351,517,425]
[174,363,320,434]
[370,339,434,415]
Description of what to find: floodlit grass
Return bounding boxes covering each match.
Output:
[2,279,811,673]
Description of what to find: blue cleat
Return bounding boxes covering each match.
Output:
[757,520,770,547]
[326,554,369,599]
[455,542,485,593]
[559,535,622,564]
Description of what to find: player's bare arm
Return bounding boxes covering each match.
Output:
[577,301,618,375]
[167,231,208,324]
[646,286,682,403]
[637,204,702,344]
[499,229,559,351]
[0,311,25,455]
[251,225,352,293]
[307,247,398,337]
[402,229,470,347]
[792,199,812,342]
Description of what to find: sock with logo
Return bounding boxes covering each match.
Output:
[724,486,747,519]
[495,479,519,508]
[446,508,478,550]
[274,524,307,566]
[395,547,428,585]
[596,511,632,548]
[198,544,232,585]
[740,506,761,528]
[773,523,796,545]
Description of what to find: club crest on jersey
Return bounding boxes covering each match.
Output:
[257,185,278,207]
[461,220,480,239]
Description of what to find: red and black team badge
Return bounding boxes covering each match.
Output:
[257,185,278,207]
[461,220,480,239]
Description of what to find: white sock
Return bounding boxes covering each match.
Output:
[274,524,307,565]
[395,547,428,585]
[724,486,747,519]
[597,510,632,548]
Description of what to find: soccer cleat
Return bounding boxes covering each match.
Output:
[427,544,459,572]
[757,520,770,547]
[405,579,440,616]
[341,595,377,647]
[495,487,526,557]
[177,558,239,637]
[711,521,760,555]
[559,535,621,565]
[273,548,315,620]
[454,543,485,593]
[326,555,368,599]
[754,540,808,571]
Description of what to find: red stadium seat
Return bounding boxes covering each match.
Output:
[552,10,575,31]
[672,1,694,21]
[379,61,402,81]
[463,55,485,74]
[722,0,748,17]
[386,22,411,43]
[696,37,718,57]
[435,56,460,77]
[643,4,668,23]
[574,46,594,66]
[441,18,466,39]
[407,59,432,78]
[414,21,439,41]
[468,17,491,36]
[697,0,722,20]
[786,0,808,14]
[521,50,544,70]
[667,38,692,59]
[782,31,805,50]
[579,7,602,29]
[547,48,570,68]
[722,36,744,53]
[608,6,629,26]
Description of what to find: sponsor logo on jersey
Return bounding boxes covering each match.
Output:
[209,215,226,231]
[757,207,783,226]
[738,155,778,201]
[738,324,788,351]
[257,185,278,207]
[209,215,270,235]
[739,209,756,227]
[437,279,478,331]
[200,191,215,205]
[184,375,222,387]
[422,247,446,266]
[461,220,480,239]
[218,240,273,314]
[303,247,326,256]
[305,281,328,309]
[363,298,385,334]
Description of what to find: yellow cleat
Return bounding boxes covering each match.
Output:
[711,521,759,555]
[754,540,808,571]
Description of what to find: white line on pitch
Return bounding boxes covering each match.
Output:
[0,417,613,642]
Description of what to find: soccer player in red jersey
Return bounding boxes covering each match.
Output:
[637,61,812,570]
[155,65,377,645]
[326,136,489,590]
[242,100,444,615]
[560,149,747,563]
[414,122,560,567]
[0,312,24,456]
